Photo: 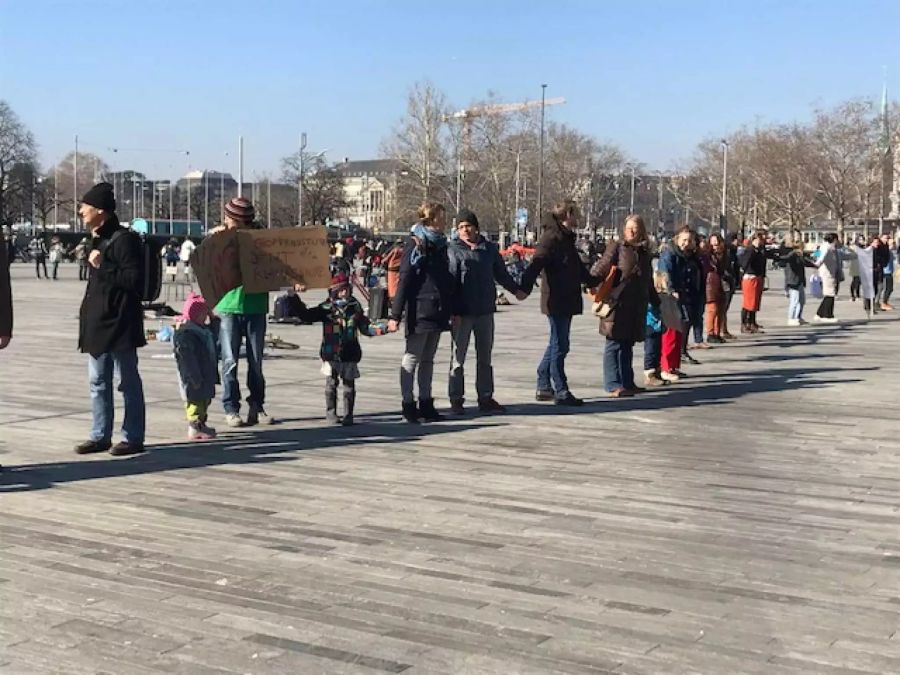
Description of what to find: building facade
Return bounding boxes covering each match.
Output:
[335,159,403,233]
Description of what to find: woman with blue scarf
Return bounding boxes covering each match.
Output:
[388,202,454,423]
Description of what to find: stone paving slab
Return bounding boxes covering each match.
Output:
[1,262,899,674]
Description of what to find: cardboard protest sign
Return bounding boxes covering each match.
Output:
[189,229,242,309]
[237,226,331,292]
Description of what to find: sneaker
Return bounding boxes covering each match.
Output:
[813,315,823,323]
[188,423,214,441]
[554,393,584,406]
[325,410,341,425]
[644,371,667,387]
[693,342,712,350]
[224,413,244,428]
[608,388,634,398]
[477,397,507,414]
[449,399,466,415]
[740,324,753,334]
[786,319,801,327]
[401,401,421,424]
[109,441,145,457]
[820,316,838,324]
[535,389,555,402]
[199,422,218,438]
[750,325,764,334]
[660,370,681,383]
[247,406,274,426]
[707,334,725,344]
[74,439,111,455]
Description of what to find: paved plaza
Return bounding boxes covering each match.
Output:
[1,262,899,674]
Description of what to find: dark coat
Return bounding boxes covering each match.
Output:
[447,236,520,316]
[658,245,704,309]
[0,234,11,339]
[173,321,218,402]
[590,241,657,343]
[297,296,383,363]
[390,237,453,336]
[738,245,768,277]
[777,247,816,289]
[702,252,728,303]
[520,220,597,316]
[78,215,147,355]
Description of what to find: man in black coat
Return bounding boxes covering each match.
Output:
[520,200,599,406]
[75,183,147,457]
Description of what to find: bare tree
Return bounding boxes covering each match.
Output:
[381,81,454,221]
[0,101,38,227]
[805,99,878,237]
[281,154,346,225]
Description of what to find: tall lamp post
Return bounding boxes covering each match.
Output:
[536,84,547,235]
[720,139,729,235]
[298,132,307,226]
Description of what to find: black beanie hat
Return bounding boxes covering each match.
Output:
[81,182,116,212]
[456,209,479,229]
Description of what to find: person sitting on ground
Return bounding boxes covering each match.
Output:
[173,293,219,441]
[295,273,392,426]
[446,209,526,415]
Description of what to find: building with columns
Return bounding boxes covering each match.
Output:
[335,159,403,233]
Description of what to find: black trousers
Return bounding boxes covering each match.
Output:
[816,296,835,318]
[850,276,861,299]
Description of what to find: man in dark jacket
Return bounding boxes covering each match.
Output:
[76,182,146,457]
[447,209,526,414]
[520,200,598,406]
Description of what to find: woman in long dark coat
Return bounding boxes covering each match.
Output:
[590,215,658,397]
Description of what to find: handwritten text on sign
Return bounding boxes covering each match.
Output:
[237,226,331,292]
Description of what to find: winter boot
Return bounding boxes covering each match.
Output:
[418,398,444,422]
[341,384,356,426]
[325,378,341,424]
[401,401,421,424]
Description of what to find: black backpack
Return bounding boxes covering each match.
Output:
[103,230,164,303]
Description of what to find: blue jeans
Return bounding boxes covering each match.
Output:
[787,287,805,320]
[537,314,572,398]
[88,350,145,444]
[644,328,662,372]
[219,313,266,414]
[603,338,635,391]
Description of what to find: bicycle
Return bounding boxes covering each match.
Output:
[264,333,300,350]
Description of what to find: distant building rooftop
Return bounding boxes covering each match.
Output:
[336,159,403,177]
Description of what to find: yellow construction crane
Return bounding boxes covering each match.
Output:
[445,97,566,165]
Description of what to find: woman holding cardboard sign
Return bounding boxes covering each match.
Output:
[590,215,657,397]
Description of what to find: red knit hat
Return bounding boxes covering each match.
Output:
[224,197,255,222]
[181,292,210,324]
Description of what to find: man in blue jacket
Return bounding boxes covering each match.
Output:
[447,210,525,414]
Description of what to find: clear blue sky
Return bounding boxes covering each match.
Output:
[2,0,899,181]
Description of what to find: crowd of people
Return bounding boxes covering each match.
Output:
[0,182,897,466]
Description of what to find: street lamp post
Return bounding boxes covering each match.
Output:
[204,171,210,234]
[720,139,729,235]
[537,84,547,234]
[629,165,636,214]
[298,132,307,226]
